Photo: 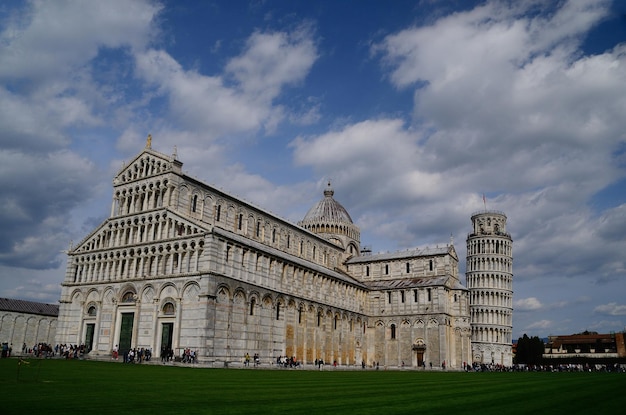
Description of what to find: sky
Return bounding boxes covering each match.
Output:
[1,0,625,340]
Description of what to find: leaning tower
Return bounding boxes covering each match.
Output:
[466,210,513,367]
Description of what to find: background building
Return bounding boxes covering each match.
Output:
[0,297,58,354]
[55,139,472,368]
[466,210,513,366]
[543,331,626,365]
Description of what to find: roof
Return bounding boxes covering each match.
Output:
[212,227,366,289]
[301,182,353,224]
[347,245,451,264]
[0,298,59,317]
[365,276,466,291]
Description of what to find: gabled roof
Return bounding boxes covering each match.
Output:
[70,207,208,255]
[113,141,182,186]
[365,276,466,291]
[0,298,59,317]
[346,244,455,264]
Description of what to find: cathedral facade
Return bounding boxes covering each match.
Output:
[55,139,473,368]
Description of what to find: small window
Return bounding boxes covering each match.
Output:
[390,324,396,340]
[366,266,370,277]
[334,315,338,330]
[388,292,392,304]
[428,288,432,302]
[216,205,221,222]
[406,262,410,273]
[276,303,281,320]
[238,213,243,230]
[191,195,198,212]
[414,289,418,303]
[385,264,389,275]
[250,298,256,316]
[256,221,261,237]
[87,305,97,316]
[401,291,405,303]
[429,259,433,271]
[317,312,321,327]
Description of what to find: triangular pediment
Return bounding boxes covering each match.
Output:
[113,140,182,186]
[70,208,208,255]
[448,244,458,261]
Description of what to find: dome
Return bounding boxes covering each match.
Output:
[301,182,353,224]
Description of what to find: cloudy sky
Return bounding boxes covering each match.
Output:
[1,0,625,339]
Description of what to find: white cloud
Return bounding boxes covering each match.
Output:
[526,319,552,330]
[134,25,319,138]
[0,0,160,82]
[515,297,543,311]
[226,25,319,101]
[594,302,626,316]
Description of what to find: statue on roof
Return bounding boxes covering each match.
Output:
[146,134,152,149]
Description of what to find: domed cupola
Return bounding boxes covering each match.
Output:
[298,181,360,257]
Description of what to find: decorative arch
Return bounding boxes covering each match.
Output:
[182,281,200,300]
[217,285,231,303]
[142,285,155,302]
[233,288,246,304]
[159,282,179,299]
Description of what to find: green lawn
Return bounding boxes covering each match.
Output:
[1,358,624,414]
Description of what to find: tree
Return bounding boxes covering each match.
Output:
[514,334,544,365]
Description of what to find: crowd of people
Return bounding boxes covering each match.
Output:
[122,347,152,363]
[276,355,300,368]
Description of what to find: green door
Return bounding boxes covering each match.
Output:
[119,313,134,355]
[85,323,95,353]
[161,323,173,356]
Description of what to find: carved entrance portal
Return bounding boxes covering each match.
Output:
[412,339,426,367]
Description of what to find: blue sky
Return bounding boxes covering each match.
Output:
[1,0,625,340]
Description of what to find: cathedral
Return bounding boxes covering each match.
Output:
[55,137,511,368]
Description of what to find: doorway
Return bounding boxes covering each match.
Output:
[119,313,134,355]
[161,322,173,357]
[85,323,95,353]
[413,344,426,367]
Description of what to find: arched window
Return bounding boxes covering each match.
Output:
[250,298,256,316]
[122,291,136,303]
[87,305,97,316]
[191,195,198,212]
[276,302,281,320]
[162,302,175,315]
[390,324,396,340]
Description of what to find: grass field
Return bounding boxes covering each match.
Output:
[1,358,624,414]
